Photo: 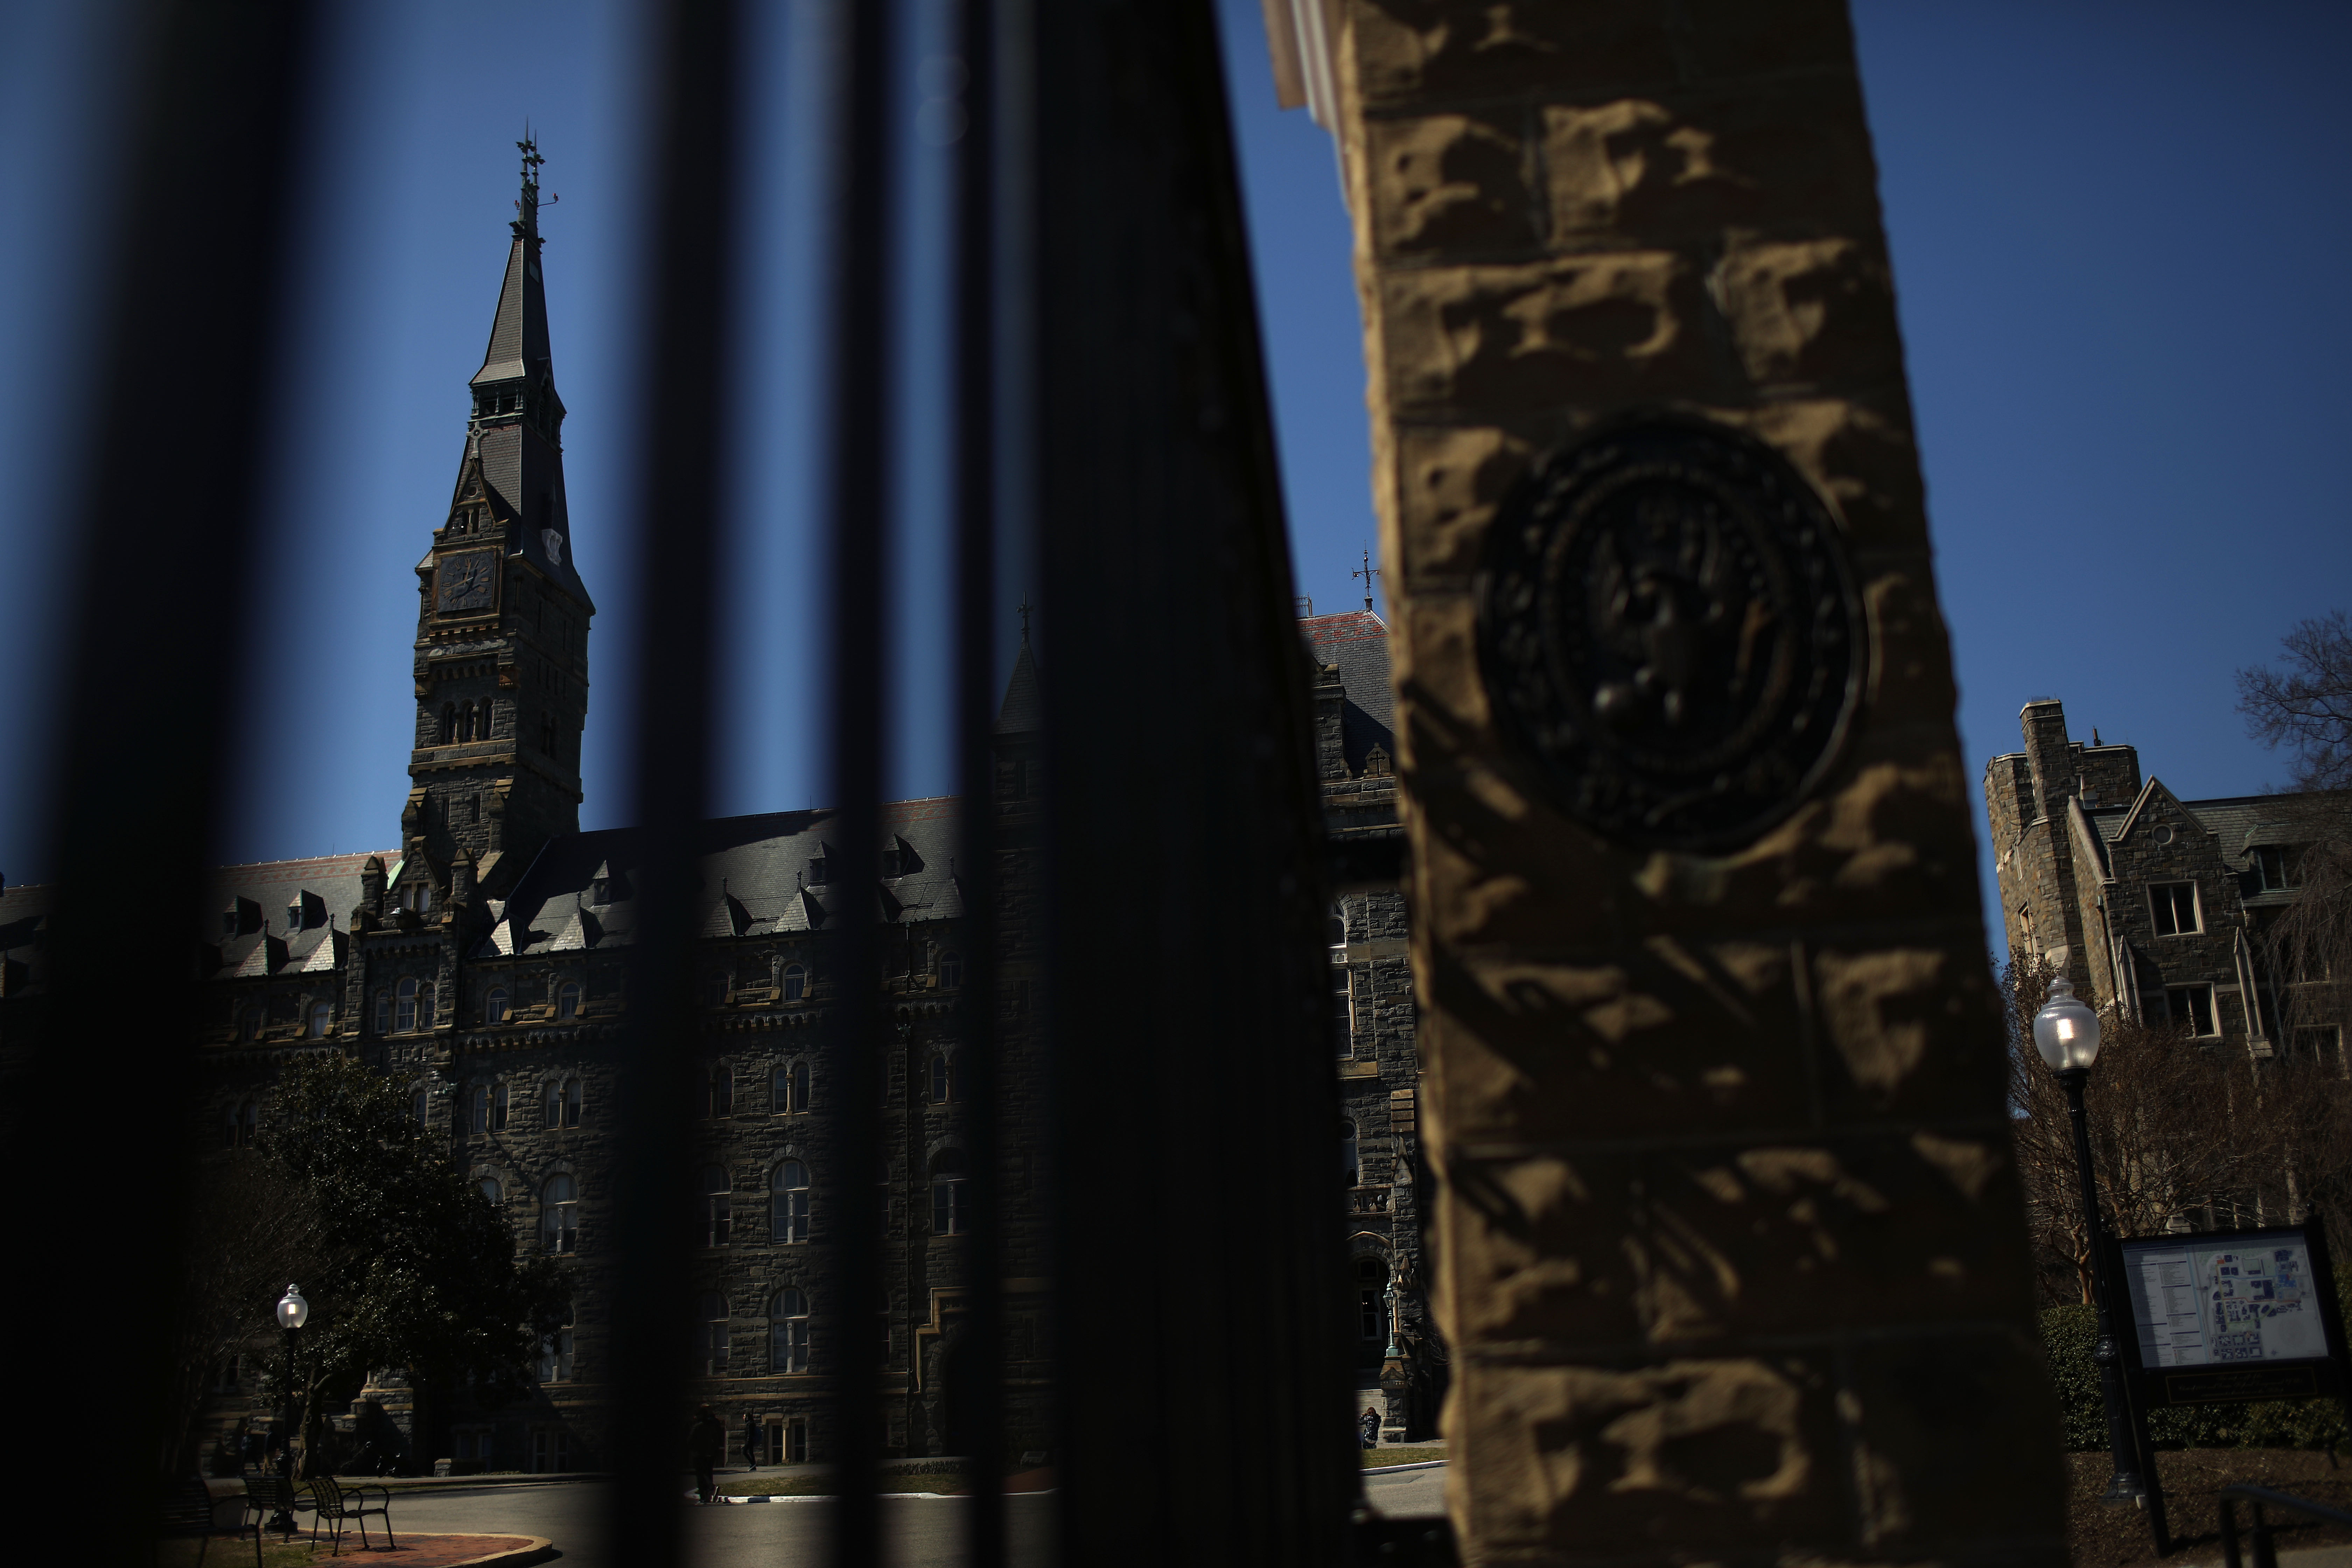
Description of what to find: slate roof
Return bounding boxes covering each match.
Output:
[471,237,552,388]
[474,798,964,960]
[2085,789,2322,861]
[1302,610,1395,771]
[200,851,395,981]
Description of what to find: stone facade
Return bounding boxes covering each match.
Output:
[1309,610,1440,1440]
[0,158,1435,1475]
[1281,1,2066,1561]
[1987,697,2342,1060]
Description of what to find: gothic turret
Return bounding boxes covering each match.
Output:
[404,136,595,897]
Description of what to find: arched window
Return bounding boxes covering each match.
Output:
[486,988,510,1025]
[468,1085,491,1134]
[563,1077,582,1127]
[705,1065,733,1119]
[491,1082,510,1132]
[538,1301,575,1383]
[699,1291,730,1376]
[1357,1256,1388,1341]
[774,1060,809,1114]
[938,951,962,989]
[374,991,391,1034]
[412,1088,429,1126]
[781,963,807,1002]
[1340,1119,1360,1188]
[930,1149,968,1236]
[772,1160,810,1244]
[556,982,581,1020]
[479,1176,502,1205]
[702,1164,732,1247]
[770,1289,810,1374]
[929,1053,958,1104]
[1328,902,1347,947]
[418,981,436,1027]
[306,1001,331,1039]
[223,1101,259,1149]
[395,978,419,1033]
[441,704,457,744]
[236,1004,258,1043]
[541,1174,577,1254]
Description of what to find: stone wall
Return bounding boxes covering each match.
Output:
[1323,3,2064,1561]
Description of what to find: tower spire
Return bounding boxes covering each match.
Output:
[402,141,595,890]
[512,129,550,242]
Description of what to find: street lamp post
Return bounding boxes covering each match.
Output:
[2032,978,2146,1507]
[271,1284,310,1536]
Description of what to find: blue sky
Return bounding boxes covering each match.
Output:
[2,0,2346,946]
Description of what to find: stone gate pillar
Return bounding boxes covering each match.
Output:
[1309,3,2066,1561]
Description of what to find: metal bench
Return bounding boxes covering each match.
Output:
[305,1474,396,1555]
[159,1475,261,1568]
[2219,1484,2352,1568]
[243,1474,305,1542]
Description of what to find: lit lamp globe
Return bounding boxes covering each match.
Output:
[2032,977,2102,1072]
[276,1285,310,1331]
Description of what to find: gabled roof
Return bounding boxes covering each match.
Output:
[472,798,965,960]
[2088,786,2334,861]
[1301,610,1395,771]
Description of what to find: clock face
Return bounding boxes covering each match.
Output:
[437,550,498,614]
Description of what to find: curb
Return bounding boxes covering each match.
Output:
[1364,1460,1447,1476]
[697,1490,1059,1504]
[440,1534,556,1568]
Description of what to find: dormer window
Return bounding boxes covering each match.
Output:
[286,902,303,932]
[881,847,903,877]
[222,909,238,938]
[2253,845,2300,892]
[589,878,609,906]
[808,856,828,886]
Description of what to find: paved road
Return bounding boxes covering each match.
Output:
[383,1469,1442,1567]
[1364,1463,1447,1519]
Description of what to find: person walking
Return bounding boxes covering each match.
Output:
[742,1410,762,1472]
[1358,1404,1381,1450]
[689,1405,726,1503]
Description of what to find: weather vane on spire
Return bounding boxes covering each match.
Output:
[512,127,557,240]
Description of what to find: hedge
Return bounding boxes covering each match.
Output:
[2040,1268,2352,1451]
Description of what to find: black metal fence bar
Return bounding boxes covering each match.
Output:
[606,5,743,1568]
[820,0,898,1559]
[1030,2,1356,1562]
[8,0,320,1550]
[7,7,1365,1566]
[952,1,1009,1564]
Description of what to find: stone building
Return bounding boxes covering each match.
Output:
[1985,696,2340,1060]
[1306,607,1437,1440]
[0,153,1431,1471]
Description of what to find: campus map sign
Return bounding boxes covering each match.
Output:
[2124,1236,2326,1365]
[2115,1224,2348,1407]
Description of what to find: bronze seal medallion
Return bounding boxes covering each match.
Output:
[1477,415,1863,851]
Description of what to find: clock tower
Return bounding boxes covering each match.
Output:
[402,137,593,897]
